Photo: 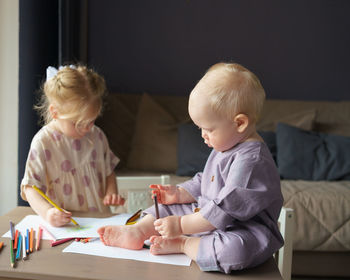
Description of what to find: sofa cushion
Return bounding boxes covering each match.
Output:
[282,180,350,251]
[257,108,316,131]
[176,122,279,176]
[258,131,277,163]
[127,93,178,172]
[176,122,212,176]
[276,123,350,180]
[96,93,141,169]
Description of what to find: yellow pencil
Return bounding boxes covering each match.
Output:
[32,185,80,227]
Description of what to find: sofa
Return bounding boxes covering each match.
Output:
[96,92,350,277]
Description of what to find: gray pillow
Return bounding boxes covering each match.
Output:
[276,123,350,180]
[176,122,212,176]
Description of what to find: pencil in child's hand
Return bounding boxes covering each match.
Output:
[154,194,160,219]
[36,226,43,250]
[32,185,80,227]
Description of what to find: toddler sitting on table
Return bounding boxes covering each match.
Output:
[98,62,284,274]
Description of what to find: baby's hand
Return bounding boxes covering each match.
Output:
[46,208,72,227]
[103,193,125,206]
[149,184,179,205]
[154,215,182,238]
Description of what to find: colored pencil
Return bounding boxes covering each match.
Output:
[51,238,74,247]
[36,226,43,250]
[32,185,79,227]
[87,237,98,243]
[10,238,15,268]
[26,229,29,254]
[29,228,34,253]
[13,230,19,250]
[154,194,160,219]
[39,224,56,241]
[16,233,22,260]
[22,233,27,260]
[9,221,15,241]
[81,237,97,243]
[125,209,142,225]
[0,241,4,252]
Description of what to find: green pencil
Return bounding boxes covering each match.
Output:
[10,238,15,268]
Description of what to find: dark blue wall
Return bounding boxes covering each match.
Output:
[88,0,350,101]
[18,0,58,205]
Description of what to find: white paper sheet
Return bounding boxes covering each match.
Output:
[2,214,132,240]
[63,239,191,266]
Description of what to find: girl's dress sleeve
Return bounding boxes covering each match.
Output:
[20,135,48,201]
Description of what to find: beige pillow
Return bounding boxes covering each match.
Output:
[257,109,316,131]
[127,93,178,172]
[96,94,138,169]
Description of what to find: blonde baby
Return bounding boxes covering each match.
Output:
[98,62,283,273]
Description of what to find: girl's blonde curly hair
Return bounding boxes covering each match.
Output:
[35,64,107,130]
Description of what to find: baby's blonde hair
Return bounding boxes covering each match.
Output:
[192,62,266,124]
[36,64,106,129]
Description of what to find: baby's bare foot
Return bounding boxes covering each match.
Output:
[149,235,186,255]
[97,225,146,250]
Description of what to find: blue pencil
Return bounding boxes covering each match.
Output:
[26,229,29,254]
[16,233,22,260]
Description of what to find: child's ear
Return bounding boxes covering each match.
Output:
[49,104,58,119]
[233,114,249,133]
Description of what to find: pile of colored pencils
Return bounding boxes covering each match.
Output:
[8,221,43,268]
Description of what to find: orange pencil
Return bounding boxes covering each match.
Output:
[0,241,4,252]
[36,226,43,251]
[13,230,19,250]
[29,228,34,253]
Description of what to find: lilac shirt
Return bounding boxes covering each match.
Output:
[179,141,283,249]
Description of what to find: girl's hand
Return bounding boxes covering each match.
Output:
[46,208,72,227]
[154,215,182,238]
[103,193,125,206]
[149,184,179,205]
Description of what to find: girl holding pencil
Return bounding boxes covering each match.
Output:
[21,64,124,227]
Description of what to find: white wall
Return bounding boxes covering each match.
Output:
[0,0,19,215]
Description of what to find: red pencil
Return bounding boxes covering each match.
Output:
[13,230,19,250]
[51,238,74,247]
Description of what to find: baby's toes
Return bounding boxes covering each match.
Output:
[150,243,161,255]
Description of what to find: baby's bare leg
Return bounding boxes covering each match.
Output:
[98,214,158,250]
[150,235,200,260]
